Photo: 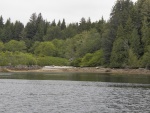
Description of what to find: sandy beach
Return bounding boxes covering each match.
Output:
[2,66,150,75]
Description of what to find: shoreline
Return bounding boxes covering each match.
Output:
[1,66,150,75]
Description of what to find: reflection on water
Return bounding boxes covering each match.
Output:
[0,72,150,84]
[0,72,150,112]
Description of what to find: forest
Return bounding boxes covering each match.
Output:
[0,0,150,69]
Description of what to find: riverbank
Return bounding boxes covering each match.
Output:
[1,66,150,75]
[40,66,150,75]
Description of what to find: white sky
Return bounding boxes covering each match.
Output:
[0,0,137,25]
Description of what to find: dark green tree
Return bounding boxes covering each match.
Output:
[51,19,56,26]
[57,20,61,27]
[43,26,62,41]
[61,19,66,30]
[0,16,4,41]
[0,16,4,28]
[78,17,87,32]
[131,28,142,57]
[102,0,134,66]
[13,21,24,40]
[141,17,150,52]
[25,13,37,39]
[1,19,13,42]
[110,25,128,68]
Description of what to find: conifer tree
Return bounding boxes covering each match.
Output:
[13,21,24,40]
[110,25,128,68]
[0,16,4,28]
[1,19,13,42]
[141,17,150,52]
[57,20,61,27]
[51,20,56,26]
[131,28,142,57]
[61,19,66,30]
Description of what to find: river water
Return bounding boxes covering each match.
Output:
[0,72,150,113]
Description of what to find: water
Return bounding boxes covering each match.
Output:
[0,72,150,113]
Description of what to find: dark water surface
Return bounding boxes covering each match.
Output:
[0,72,150,113]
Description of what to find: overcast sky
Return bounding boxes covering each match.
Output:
[0,0,137,25]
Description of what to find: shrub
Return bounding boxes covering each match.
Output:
[37,56,69,66]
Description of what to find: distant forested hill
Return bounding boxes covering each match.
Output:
[0,0,150,68]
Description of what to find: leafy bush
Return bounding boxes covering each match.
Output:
[140,46,150,69]
[0,52,36,66]
[70,58,82,67]
[80,49,104,67]
[34,41,57,56]
[37,56,69,66]
[5,40,26,52]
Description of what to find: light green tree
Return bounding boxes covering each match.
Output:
[5,40,26,52]
[128,49,139,68]
[34,41,56,56]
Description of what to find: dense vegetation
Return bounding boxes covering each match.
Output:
[0,0,150,68]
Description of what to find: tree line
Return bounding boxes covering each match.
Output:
[0,0,150,68]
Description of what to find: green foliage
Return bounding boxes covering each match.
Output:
[131,28,142,57]
[141,17,150,51]
[110,38,128,68]
[43,26,62,41]
[140,46,150,69]
[1,19,13,42]
[37,56,69,66]
[81,53,93,67]
[70,58,82,67]
[110,25,128,68]
[25,13,47,41]
[65,29,101,58]
[13,21,24,40]
[0,16,4,28]
[80,49,104,67]
[29,41,40,53]
[5,40,26,52]
[0,52,36,66]
[51,39,65,57]
[61,23,78,39]
[128,49,139,68]
[0,51,68,66]
[61,19,66,30]
[34,41,56,56]
[0,0,149,68]
[0,41,4,51]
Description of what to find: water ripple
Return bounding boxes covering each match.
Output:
[0,79,150,113]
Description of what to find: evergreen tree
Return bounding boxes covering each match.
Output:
[131,28,142,57]
[79,17,86,32]
[103,0,134,66]
[13,21,24,40]
[124,17,133,42]
[128,49,139,68]
[34,13,45,41]
[51,19,56,26]
[25,13,37,39]
[43,26,62,41]
[141,0,150,22]
[141,45,150,69]
[110,25,128,68]
[86,17,92,31]
[0,16,4,28]
[141,17,150,52]
[57,20,61,27]
[61,19,66,30]
[1,19,13,42]
[0,16,4,41]
[62,23,78,39]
